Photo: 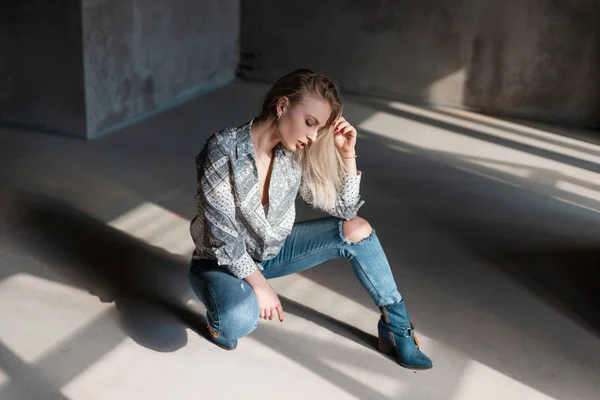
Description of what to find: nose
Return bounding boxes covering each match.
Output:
[308,130,318,143]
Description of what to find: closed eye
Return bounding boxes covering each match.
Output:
[305,120,313,127]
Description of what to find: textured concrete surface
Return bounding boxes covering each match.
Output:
[0,0,239,138]
[241,0,600,128]
[82,0,240,137]
[1,81,600,399]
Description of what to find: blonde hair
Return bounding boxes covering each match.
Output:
[256,69,344,211]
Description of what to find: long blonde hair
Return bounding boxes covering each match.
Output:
[256,69,344,211]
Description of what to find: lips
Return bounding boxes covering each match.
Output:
[297,141,306,149]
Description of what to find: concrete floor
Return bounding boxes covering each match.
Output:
[1,81,599,400]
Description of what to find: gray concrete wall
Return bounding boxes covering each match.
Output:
[0,1,87,137]
[1,0,240,139]
[240,0,600,129]
[82,0,240,138]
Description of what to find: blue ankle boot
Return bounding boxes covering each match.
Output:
[206,325,237,350]
[378,300,433,370]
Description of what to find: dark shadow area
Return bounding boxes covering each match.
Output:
[486,245,600,327]
[0,0,87,137]
[5,190,206,352]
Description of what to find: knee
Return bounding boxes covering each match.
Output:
[218,293,259,340]
[342,216,373,243]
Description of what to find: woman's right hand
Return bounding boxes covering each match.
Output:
[254,282,284,322]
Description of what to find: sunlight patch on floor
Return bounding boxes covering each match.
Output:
[358,108,600,208]
[451,359,556,400]
[435,105,600,155]
[108,202,195,257]
[469,159,532,178]
[0,273,112,363]
[555,181,600,202]
[391,101,600,164]
[60,337,173,400]
[269,273,377,333]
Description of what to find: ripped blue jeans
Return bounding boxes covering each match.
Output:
[188,217,402,341]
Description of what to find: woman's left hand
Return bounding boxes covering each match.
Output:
[332,116,357,157]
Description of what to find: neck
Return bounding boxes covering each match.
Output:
[251,117,281,155]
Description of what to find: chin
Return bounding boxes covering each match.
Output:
[282,141,297,152]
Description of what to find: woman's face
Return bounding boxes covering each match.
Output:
[277,96,332,152]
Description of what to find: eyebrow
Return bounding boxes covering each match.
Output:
[307,114,322,127]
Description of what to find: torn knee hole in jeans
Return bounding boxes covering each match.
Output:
[338,221,375,245]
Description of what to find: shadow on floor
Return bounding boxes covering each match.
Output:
[483,245,600,331]
[2,190,388,398]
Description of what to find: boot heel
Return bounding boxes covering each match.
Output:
[378,302,433,369]
[378,333,394,355]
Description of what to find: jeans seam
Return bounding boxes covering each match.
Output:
[337,219,387,303]
[263,219,344,271]
[263,244,343,272]
[190,269,221,334]
[345,246,387,304]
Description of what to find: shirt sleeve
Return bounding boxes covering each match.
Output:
[299,171,365,220]
[194,144,261,279]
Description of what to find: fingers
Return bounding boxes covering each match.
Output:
[332,117,342,130]
[332,116,347,126]
[269,307,275,320]
[336,122,350,134]
[333,119,347,131]
[260,306,283,322]
[333,119,355,136]
[276,304,284,322]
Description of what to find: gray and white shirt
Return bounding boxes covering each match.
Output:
[190,119,364,279]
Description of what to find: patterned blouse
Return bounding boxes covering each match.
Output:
[190,119,364,279]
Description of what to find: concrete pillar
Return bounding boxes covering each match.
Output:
[0,0,240,139]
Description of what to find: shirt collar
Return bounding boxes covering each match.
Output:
[235,118,294,159]
[236,119,255,159]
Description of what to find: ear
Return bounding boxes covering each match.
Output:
[276,97,290,115]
